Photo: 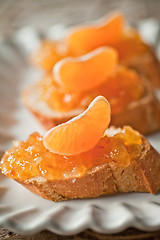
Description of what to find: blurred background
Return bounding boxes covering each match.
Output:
[0,0,160,43]
[0,0,160,33]
[0,0,160,60]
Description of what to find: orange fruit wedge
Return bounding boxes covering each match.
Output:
[67,13,124,55]
[43,96,111,155]
[30,41,68,70]
[53,47,118,92]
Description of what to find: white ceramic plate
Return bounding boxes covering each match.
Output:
[0,13,160,235]
[1,173,160,235]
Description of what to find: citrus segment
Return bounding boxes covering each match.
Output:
[53,47,118,92]
[40,66,143,113]
[67,13,124,55]
[30,41,68,70]
[43,96,111,155]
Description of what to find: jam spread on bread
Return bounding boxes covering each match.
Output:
[0,126,142,181]
[112,29,149,61]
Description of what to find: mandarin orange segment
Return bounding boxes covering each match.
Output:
[40,66,143,113]
[53,47,118,92]
[30,41,68,70]
[67,13,124,55]
[43,96,111,155]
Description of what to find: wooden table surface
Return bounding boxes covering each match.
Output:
[1,0,160,239]
[1,227,160,240]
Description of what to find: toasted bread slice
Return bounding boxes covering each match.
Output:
[15,133,160,202]
[22,78,160,135]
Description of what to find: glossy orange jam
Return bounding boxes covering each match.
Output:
[31,41,69,71]
[112,29,150,61]
[40,67,144,113]
[0,126,143,181]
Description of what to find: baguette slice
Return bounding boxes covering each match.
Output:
[22,78,160,135]
[15,131,160,202]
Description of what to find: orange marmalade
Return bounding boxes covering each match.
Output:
[112,29,150,61]
[40,67,144,113]
[0,126,143,181]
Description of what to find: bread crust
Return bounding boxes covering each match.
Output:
[22,78,160,135]
[16,137,160,202]
[111,86,160,135]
